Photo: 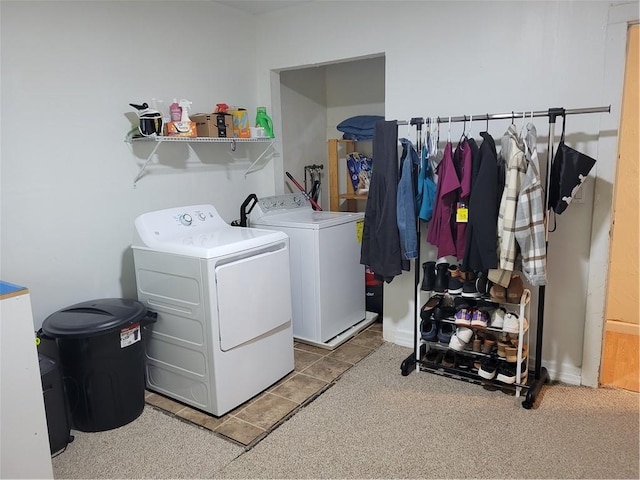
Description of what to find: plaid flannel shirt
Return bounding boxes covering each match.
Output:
[489,125,527,287]
[514,123,547,286]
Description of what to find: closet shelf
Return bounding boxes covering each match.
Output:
[328,139,370,211]
[126,135,276,185]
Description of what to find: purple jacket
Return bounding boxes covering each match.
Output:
[426,142,459,257]
[454,139,473,260]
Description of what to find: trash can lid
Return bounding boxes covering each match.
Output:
[42,298,147,338]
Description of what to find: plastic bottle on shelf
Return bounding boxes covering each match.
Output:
[255,107,274,138]
[169,99,182,122]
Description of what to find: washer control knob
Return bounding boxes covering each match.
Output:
[180,214,193,226]
[197,212,206,221]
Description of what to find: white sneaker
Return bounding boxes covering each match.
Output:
[502,313,529,334]
[490,307,506,329]
[448,327,473,351]
[456,326,474,343]
[449,334,466,351]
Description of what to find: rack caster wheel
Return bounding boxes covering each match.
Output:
[522,401,533,410]
[400,354,416,376]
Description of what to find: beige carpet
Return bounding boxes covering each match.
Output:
[52,406,243,479]
[53,342,639,479]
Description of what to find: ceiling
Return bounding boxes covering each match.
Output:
[215,1,312,15]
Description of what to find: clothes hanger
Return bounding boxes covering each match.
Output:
[431,117,438,156]
[447,116,451,143]
[458,115,467,144]
[519,110,527,139]
[485,113,489,133]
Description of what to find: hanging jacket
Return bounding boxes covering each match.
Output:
[397,138,419,260]
[426,142,459,258]
[514,123,547,286]
[416,141,437,222]
[360,120,403,282]
[489,124,528,287]
[462,131,499,273]
[453,138,472,261]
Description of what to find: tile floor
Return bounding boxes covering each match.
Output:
[145,320,384,448]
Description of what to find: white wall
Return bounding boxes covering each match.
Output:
[255,0,629,385]
[280,66,328,203]
[0,1,275,327]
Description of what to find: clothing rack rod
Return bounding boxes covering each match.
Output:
[397,105,610,125]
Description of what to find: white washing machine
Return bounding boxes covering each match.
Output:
[250,193,374,349]
[132,204,294,416]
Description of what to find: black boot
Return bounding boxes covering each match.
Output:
[433,262,449,294]
[421,261,436,291]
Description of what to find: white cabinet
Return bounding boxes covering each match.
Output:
[0,283,53,479]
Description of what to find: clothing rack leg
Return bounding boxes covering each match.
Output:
[522,108,563,408]
[401,117,425,376]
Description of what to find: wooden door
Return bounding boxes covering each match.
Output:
[600,23,639,392]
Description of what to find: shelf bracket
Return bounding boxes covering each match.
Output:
[244,141,275,177]
[133,139,162,187]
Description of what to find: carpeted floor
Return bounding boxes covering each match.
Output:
[52,342,640,479]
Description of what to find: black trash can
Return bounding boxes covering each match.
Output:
[41,298,156,432]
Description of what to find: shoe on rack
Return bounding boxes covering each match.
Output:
[506,274,525,303]
[442,350,457,368]
[449,326,473,351]
[496,360,528,384]
[454,307,472,326]
[420,316,439,342]
[437,322,456,344]
[475,272,491,297]
[504,345,529,362]
[421,261,436,292]
[447,265,464,295]
[424,348,442,364]
[456,326,474,343]
[497,341,509,358]
[476,299,498,313]
[478,357,499,380]
[434,304,456,322]
[502,312,528,334]
[470,309,489,328]
[489,283,507,303]
[420,296,441,321]
[462,279,481,298]
[481,338,496,354]
[490,307,506,329]
[433,262,449,294]
[456,354,473,370]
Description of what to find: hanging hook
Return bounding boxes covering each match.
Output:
[485,113,489,132]
[469,114,473,137]
[511,111,515,125]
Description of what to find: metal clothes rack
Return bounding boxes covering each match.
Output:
[399,105,611,409]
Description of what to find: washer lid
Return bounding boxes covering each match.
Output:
[252,209,364,229]
[133,204,288,258]
[42,298,147,338]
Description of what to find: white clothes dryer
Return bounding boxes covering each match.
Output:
[250,193,374,349]
[132,204,294,416]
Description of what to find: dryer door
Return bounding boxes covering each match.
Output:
[215,245,292,351]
